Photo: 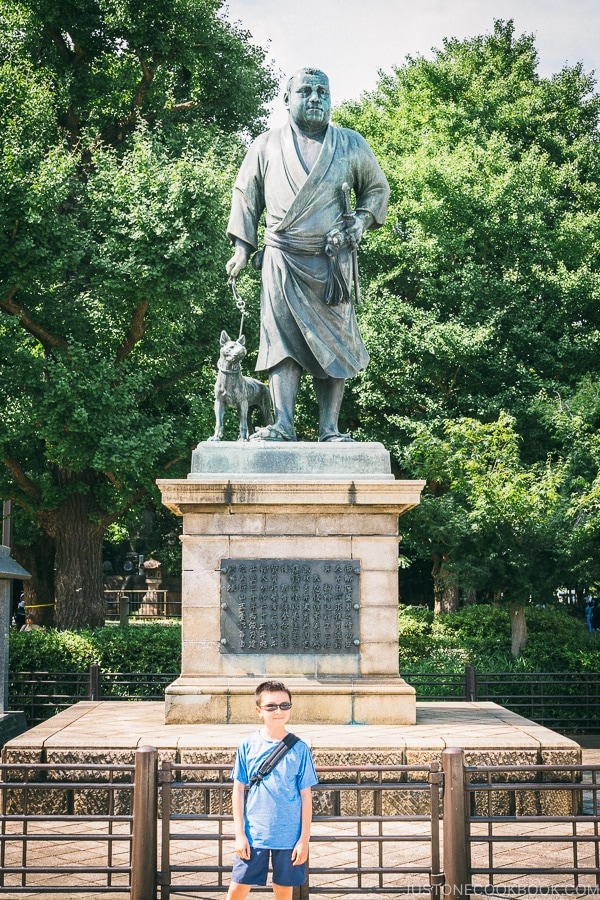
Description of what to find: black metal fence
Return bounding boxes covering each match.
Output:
[159,761,443,898]
[402,667,600,734]
[8,667,177,726]
[8,666,600,733]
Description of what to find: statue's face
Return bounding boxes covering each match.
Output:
[285,71,331,134]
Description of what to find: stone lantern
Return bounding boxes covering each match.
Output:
[140,558,162,616]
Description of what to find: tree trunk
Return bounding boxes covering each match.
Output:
[510,602,528,657]
[463,588,477,606]
[13,533,56,627]
[432,552,459,615]
[38,492,105,629]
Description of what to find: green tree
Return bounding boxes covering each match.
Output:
[0,0,277,627]
[403,414,565,654]
[334,21,600,612]
[534,376,600,592]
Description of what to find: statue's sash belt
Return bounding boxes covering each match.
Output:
[263,230,350,305]
[264,230,324,255]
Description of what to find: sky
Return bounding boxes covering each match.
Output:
[222,0,600,127]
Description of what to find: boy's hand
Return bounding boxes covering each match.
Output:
[234,835,251,859]
[291,838,309,865]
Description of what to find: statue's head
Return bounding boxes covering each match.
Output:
[284,67,331,134]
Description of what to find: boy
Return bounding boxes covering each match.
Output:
[226,680,318,900]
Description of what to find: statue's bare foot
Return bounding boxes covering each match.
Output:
[319,431,355,442]
[249,424,296,442]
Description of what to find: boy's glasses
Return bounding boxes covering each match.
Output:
[260,702,292,711]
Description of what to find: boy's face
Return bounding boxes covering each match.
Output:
[256,690,292,727]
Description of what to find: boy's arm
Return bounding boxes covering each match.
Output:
[231,779,250,859]
[291,786,313,865]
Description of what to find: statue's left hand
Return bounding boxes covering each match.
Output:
[343,216,366,247]
[343,210,375,247]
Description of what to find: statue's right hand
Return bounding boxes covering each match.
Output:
[226,243,251,279]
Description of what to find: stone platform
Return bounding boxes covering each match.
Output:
[2,700,580,769]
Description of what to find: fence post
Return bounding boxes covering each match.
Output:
[131,745,158,900]
[464,665,477,702]
[442,747,468,900]
[119,593,129,627]
[88,664,101,701]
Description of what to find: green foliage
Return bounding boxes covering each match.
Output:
[402,414,566,603]
[86,623,181,672]
[9,623,181,673]
[0,0,277,626]
[9,629,100,672]
[334,19,600,602]
[398,603,600,672]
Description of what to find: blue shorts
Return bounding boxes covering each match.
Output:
[231,847,307,886]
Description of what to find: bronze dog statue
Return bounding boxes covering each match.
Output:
[209,331,272,441]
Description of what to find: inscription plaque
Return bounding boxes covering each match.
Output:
[220,559,360,654]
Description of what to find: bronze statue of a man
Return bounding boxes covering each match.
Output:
[226,67,389,442]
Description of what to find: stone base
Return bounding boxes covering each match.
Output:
[164,676,417,725]
[0,702,583,818]
[2,701,580,771]
[189,441,396,481]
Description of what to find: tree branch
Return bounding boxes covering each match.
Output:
[2,456,42,502]
[95,53,156,148]
[115,300,149,364]
[99,486,147,529]
[170,101,197,112]
[1,286,69,351]
[44,26,74,64]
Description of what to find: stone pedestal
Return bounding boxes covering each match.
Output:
[157,442,424,725]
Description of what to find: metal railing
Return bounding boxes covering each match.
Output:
[8,666,600,732]
[443,748,600,897]
[104,591,181,623]
[402,667,600,733]
[158,761,443,898]
[9,668,177,726]
[0,747,157,897]
[0,750,599,898]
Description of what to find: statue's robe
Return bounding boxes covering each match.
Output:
[227,122,390,379]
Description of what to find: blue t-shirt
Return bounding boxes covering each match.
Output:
[232,730,318,849]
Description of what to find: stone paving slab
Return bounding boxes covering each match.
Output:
[2,701,581,765]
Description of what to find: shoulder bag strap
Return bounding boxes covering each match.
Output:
[248,733,300,789]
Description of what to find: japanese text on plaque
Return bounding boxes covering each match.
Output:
[219,559,360,654]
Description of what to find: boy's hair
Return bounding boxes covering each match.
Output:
[255,680,292,705]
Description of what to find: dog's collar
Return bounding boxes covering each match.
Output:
[218,361,242,374]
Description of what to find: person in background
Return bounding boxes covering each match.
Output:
[20,614,42,632]
[585,595,595,633]
[14,594,26,629]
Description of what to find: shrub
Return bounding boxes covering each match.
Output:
[10,623,181,673]
[85,623,181,672]
[10,629,100,672]
[398,602,600,672]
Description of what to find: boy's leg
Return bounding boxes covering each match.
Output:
[226,883,253,900]
[270,849,306,899]
[272,884,293,900]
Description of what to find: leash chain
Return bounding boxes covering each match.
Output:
[229,277,248,339]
